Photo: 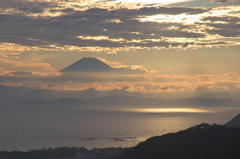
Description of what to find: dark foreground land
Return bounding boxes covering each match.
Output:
[1,123,240,159]
[0,147,124,159]
[114,123,240,159]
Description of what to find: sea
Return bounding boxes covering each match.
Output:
[0,105,239,151]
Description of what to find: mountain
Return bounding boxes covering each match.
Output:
[225,114,240,127]
[59,57,114,73]
[16,96,240,107]
[17,96,163,108]
[114,123,240,159]
[199,92,235,99]
[59,57,145,74]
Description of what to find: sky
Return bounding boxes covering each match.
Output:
[0,0,240,103]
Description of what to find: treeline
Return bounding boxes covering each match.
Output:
[0,147,125,159]
[0,147,89,159]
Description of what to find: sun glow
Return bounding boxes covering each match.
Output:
[140,13,204,24]
[120,108,211,113]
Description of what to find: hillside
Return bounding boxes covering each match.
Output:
[225,114,240,127]
[114,123,240,159]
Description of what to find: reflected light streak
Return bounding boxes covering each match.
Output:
[119,108,211,113]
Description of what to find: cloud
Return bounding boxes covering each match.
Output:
[199,16,240,37]
[0,0,57,13]
[50,8,75,13]
[103,7,210,16]
[0,0,239,106]
[0,83,153,105]
[0,5,217,52]
[194,86,228,95]
[0,3,239,53]
[1,65,240,100]
[1,83,239,107]
[6,71,34,77]
[202,16,240,24]
[0,57,58,74]
[95,57,122,66]
[0,57,240,102]
[0,57,149,92]
[211,0,234,2]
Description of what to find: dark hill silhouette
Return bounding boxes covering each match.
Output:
[225,114,240,127]
[60,57,114,73]
[114,123,240,159]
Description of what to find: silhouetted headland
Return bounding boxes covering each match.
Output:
[113,123,240,159]
[225,113,240,127]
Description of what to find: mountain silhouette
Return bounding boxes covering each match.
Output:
[199,92,235,99]
[114,123,240,159]
[60,57,114,73]
[225,114,240,127]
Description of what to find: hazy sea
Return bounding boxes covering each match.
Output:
[0,105,239,151]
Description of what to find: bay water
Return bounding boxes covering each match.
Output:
[0,105,239,151]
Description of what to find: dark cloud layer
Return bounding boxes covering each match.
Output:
[211,0,233,2]
[105,7,210,16]
[0,0,239,51]
[0,0,57,12]
[200,16,240,37]
[0,6,210,49]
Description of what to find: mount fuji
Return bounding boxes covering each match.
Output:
[60,57,114,73]
[59,57,144,74]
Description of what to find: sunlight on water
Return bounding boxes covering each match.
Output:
[118,108,212,113]
[0,106,239,151]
